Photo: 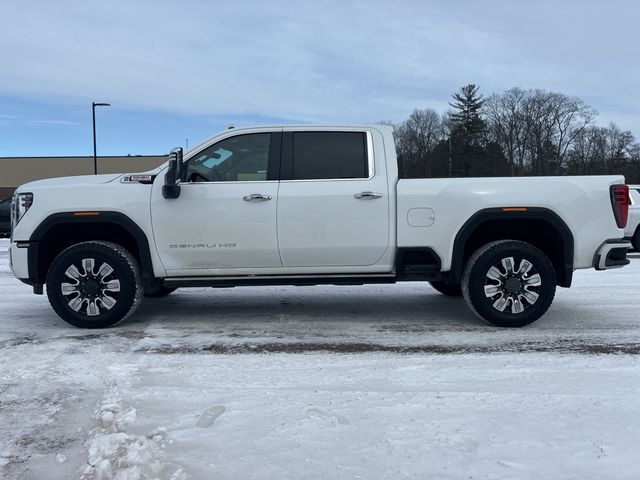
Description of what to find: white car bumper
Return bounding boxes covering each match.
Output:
[9,241,29,279]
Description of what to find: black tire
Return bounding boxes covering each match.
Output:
[461,240,556,328]
[144,286,177,298]
[632,228,640,251]
[46,241,142,328]
[429,280,462,297]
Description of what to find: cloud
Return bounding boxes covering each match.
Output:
[21,119,80,127]
[0,112,78,128]
[0,0,638,134]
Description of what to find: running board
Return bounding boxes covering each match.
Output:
[163,274,397,288]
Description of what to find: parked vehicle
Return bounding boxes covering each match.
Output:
[0,197,11,238]
[8,125,631,328]
[625,186,640,251]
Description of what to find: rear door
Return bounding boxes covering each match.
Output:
[276,128,390,269]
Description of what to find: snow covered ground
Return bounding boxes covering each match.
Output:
[0,238,639,479]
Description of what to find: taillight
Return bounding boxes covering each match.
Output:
[610,184,629,228]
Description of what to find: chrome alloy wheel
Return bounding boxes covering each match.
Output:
[483,257,542,314]
[60,258,121,316]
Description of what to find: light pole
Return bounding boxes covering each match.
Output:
[92,102,111,175]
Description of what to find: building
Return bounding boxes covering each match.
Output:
[0,155,167,199]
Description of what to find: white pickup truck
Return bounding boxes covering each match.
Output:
[9,125,631,329]
[624,185,640,250]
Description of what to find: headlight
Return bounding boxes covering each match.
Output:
[12,192,33,228]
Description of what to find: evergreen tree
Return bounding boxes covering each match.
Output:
[449,84,486,145]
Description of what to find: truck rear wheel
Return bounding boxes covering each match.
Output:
[632,228,640,251]
[46,241,142,328]
[461,240,556,328]
[429,280,462,297]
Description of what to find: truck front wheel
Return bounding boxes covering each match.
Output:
[46,241,142,328]
[461,240,556,328]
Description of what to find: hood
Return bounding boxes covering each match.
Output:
[17,173,124,190]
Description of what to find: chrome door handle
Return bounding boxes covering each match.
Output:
[354,191,383,200]
[243,193,272,202]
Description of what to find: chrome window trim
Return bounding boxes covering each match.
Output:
[178,180,278,186]
[280,130,375,183]
[180,129,375,184]
[182,127,282,163]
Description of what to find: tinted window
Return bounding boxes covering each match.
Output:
[0,198,10,218]
[292,132,367,180]
[184,133,271,182]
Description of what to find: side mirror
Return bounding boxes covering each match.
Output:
[162,148,183,199]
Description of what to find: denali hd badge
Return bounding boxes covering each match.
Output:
[169,243,237,249]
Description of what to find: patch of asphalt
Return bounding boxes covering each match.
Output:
[135,341,640,355]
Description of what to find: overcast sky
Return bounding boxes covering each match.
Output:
[0,0,638,156]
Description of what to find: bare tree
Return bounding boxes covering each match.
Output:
[484,87,530,175]
[568,126,607,175]
[603,123,635,173]
[488,89,595,175]
[549,93,596,174]
[626,143,640,183]
[394,108,444,177]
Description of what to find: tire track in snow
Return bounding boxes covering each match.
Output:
[135,341,640,355]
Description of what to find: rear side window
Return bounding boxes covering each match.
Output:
[291,132,368,180]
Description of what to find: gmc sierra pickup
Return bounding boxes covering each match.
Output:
[9,125,631,328]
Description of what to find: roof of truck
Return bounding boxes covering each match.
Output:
[221,124,393,131]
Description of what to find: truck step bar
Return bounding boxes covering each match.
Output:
[163,273,397,288]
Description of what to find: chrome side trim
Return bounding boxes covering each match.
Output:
[367,130,375,179]
[165,273,395,283]
[163,273,397,288]
[179,180,279,186]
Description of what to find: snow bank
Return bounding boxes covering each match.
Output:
[80,386,185,480]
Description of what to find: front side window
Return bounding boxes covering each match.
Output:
[292,131,368,180]
[183,133,271,182]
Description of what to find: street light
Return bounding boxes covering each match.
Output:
[92,102,111,175]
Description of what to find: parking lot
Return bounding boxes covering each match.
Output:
[1,239,639,479]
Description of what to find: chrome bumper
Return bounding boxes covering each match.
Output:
[593,240,631,270]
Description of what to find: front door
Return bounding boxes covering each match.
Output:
[151,131,282,276]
